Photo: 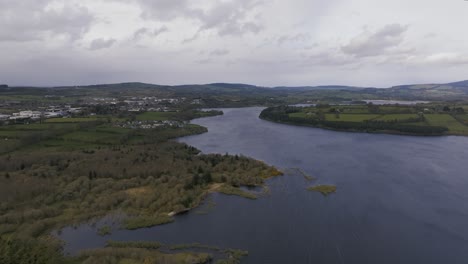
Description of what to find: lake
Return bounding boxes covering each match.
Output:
[57,107,468,264]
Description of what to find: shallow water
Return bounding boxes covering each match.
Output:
[57,107,468,264]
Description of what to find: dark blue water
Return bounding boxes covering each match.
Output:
[57,107,468,263]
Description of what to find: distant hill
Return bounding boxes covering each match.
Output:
[385,80,468,100]
[3,80,468,102]
[273,85,367,91]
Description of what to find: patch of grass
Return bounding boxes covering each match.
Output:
[217,185,257,200]
[79,247,212,264]
[425,114,468,133]
[136,112,176,121]
[46,117,101,123]
[170,243,220,251]
[325,114,381,122]
[373,114,420,121]
[107,240,162,249]
[167,243,248,264]
[256,167,283,179]
[194,197,217,215]
[289,112,309,118]
[215,249,249,264]
[123,215,174,230]
[307,185,337,196]
[3,123,77,131]
[339,107,372,114]
[97,225,112,236]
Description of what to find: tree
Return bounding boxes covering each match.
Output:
[316,110,325,121]
[202,171,212,184]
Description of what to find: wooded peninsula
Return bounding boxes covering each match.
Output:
[0,108,281,264]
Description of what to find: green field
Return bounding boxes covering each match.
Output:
[373,114,420,121]
[46,117,101,123]
[289,112,309,118]
[324,114,381,122]
[339,107,371,114]
[1,123,77,131]
[425,114,468,134]
[136,111,176,121]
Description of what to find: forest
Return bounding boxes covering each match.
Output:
[0,109,281,264]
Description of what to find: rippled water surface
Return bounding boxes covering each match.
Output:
[58,107,468,264]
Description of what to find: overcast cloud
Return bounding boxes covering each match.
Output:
[1,0,468,87]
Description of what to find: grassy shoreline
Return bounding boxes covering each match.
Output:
[261,116,451,137]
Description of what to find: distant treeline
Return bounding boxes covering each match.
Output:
[260,106,449,136]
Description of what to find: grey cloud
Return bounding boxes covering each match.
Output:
[132,26,168,40]
[135,0,264,37]
[195,59,213,64]
[137,0,194,21]
[153,26,169,36]
[0,0,94,42]
[210,49,230,56]
[278,33,310,45]
[302,52,357,67]
[341,24,409,57]
[89,38,116,50]
[133,28,149,40]
[197,1,264,36]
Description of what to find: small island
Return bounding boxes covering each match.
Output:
[260,103,468,136]
[307,185,337,196]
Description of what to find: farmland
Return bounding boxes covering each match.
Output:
[260,103,468,136]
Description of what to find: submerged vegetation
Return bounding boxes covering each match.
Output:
[307,185,337,196]
[217,185,258,200]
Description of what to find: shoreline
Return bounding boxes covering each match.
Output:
[259,116,467,137]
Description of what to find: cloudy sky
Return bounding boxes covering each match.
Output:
[1,0,468,87]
